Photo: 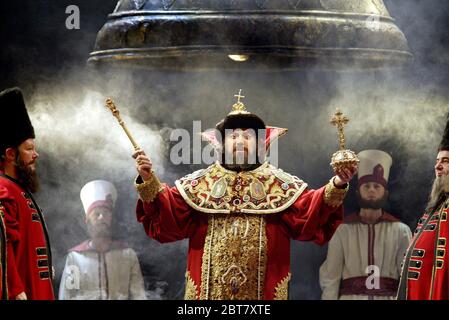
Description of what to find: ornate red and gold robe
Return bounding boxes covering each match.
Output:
[397,199,449,300]
[0,173,54,300]
[136,162,347,300]
[0,206,7,299]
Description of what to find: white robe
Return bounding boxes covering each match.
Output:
[319,214,411,300]
[59,244,146,300]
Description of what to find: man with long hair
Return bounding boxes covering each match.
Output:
[397,113,449,300]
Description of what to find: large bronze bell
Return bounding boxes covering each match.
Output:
[88,0,413,70]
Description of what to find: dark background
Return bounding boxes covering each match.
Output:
[1,0,449,300]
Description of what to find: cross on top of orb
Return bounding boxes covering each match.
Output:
[235,89,245,103]
[330,108,351,150]
[231,89,248,114]
[330,108,349,129]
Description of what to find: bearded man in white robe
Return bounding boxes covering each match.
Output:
[59,180,146,300]
[320,150,411,300]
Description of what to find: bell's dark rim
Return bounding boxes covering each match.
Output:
[107,10,396,23]
[88,47,413,71]
[89,47,413,57]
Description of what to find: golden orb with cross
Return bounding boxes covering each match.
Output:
[329,108,359,172]
[229,89,251,115]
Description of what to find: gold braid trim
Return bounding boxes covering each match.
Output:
[257,216,267,300]
[184,271,199,300]
[274,273,291,300]
[199,215,214,300]
[323,177,349,207]
[134,173,163,203]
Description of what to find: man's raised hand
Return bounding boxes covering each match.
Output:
[334,164,358,187]
[132,148,153,181]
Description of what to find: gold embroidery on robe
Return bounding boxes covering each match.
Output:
[134,174,163,203]
[184,271,199,300]
[200,214,267,300]
[323,177,349,207]
[274,273,291,300]
[175,162,308,215]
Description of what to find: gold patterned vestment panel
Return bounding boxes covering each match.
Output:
[175,162,308,215]
[200,214,267,300]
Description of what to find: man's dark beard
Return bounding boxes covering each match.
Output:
[426,174,449,211]
[222,162,262,172]
[357,192,389,210]
[221,148,264,172]
[221,153,262,172]
[15,154,40,193]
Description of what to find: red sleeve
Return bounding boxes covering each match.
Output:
[136,183,194,243]
[0,187,25,298]
[279,186,343,246]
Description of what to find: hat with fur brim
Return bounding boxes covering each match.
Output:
[202,91,287,152]
[0,87,35,155]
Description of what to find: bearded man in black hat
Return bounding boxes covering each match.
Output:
[132,92,357,300]
[397,113,449,300]
[0,87,54,300]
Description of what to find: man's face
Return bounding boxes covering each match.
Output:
[86,207,113,238]
[434,150,449,178]
[224,128,258,165]
[427,151,449,210]
[17,138,39,172]
[359,182,386,202]
[10,138,40,193]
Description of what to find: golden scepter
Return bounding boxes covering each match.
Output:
[330,108,359,171]
[105,98,162,201]
[105,98,140,151]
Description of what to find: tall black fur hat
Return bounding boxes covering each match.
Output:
[0,87,35,156]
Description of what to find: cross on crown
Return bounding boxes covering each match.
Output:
[230,89,249,114]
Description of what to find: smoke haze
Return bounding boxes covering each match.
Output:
[1,0,449,300]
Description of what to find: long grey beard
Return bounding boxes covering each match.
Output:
[426,174,449,211]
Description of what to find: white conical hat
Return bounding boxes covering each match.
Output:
[80,180,117,215]
[357,150,393,188]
